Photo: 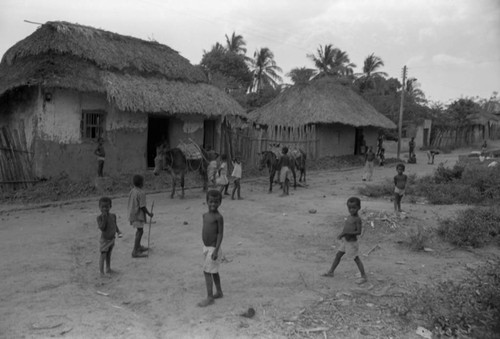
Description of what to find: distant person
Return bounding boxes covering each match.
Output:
[427,149,440,165]
[94,137,105,177]
[322,197,367,285]
[379,148,385,166]
[408,137,415,158]
[207,149,218,188]
[198,190,224,307]
[362,147,375,181]
[376,134,384,157]
[216,154,229,195]
[97,197,122,276]
[277,146,293,196]
[128,175,154,258]
[481,140,488,154]
[393,164,408,213]
[231,153,243,200]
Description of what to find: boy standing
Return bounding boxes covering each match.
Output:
[97,197,121,275]
[94,137,105,177]
[231,154,243,200]
[128,175,153,258]
[278,146,293,197]
[198,190,224,307]
[322,197,367,284]
[362,147,375,181]
[394,164,408,212]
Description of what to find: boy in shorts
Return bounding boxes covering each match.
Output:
[97,197,121,275]
[394,164,408,212]
[198,190,224,307]
[322,197,367,284]
[128,175,154,258]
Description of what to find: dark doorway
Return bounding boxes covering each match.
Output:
[423,128,429,147]
[147,116,169,167]
[204,120,216,151]
[354,128,365,155]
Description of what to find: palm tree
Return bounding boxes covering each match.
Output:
[225,32,247,55]
[249,47,283,93]
[286,67,316,85]
[405,78,426,103]
[330,49,356,77]
[307,44,337,77]
[356,53,388,92]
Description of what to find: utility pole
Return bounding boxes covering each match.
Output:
[397,65,407,160]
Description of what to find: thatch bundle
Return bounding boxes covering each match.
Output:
[247,77,396,129]
[0,21,245,117]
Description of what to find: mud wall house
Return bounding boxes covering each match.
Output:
[245,77,396,160]
[0,21,245,183]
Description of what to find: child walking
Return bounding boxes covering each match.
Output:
[394,164,408,212]
[278,146,293,196]
[362,147,375,181]
[94,137,105,177]
[97,197,122,275]
[231,154,242,200]
[198,190,224,307]
[322,197,367,284]
[128,175,154,258]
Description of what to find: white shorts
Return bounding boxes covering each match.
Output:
[202,246,222,274]
[339,238,359,259]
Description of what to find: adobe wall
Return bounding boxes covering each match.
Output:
[317,124,355,157]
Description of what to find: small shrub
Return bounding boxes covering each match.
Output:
[433,163,465,183]
[437,208,500,248]
[399,261,500,338]
[407,225,433,251]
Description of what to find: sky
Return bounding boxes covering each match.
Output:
[1,0,499,104]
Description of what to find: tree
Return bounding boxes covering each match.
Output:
[405,78,426,104]
[225,32,247,55]
[330,48,356,78]
[249,47,283,93]
[355,53,388,93]
[286,67,316,85]
[307,44,355,80]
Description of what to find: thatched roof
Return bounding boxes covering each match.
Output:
[468,111,500,125]
[247,77,396,129]
[0,21,245,117]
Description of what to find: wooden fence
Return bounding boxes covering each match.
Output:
[229,125,319,170]
[0,126,35,191]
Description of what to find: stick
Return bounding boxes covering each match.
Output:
[363,244,380,256]
[146,201,155,257]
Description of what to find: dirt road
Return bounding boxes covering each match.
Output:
[1,150,497,338]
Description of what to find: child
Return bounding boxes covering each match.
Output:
[97,197,122,275]
[322,197,367,284]
[278,146,293,196]
[128,175,154,258]
[394,164,408,212]
[362,147,375,181]
[198,190,224,307]
[94,137,105,177]
[231,153,242,200]
[408,137,415,158]
[216,154,229,195]
[427,149,440,165]
[206,148,218,188]
[379,148,385,166]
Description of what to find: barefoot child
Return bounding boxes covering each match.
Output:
[128,175,153,258]
[394,164,408,212]
[198,190,224,307]
[362,147,375,181]
[97,197,122,275]
[322,197,367,284]
[94,137,105,177]
[231,154,242,200]
[216,154,229,195]
[278,146,293,196]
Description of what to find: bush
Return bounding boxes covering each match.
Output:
[437,208,500,248]
[399,261,500,338]
[433,163,465,183]
[407,225,433,251]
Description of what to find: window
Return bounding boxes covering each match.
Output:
[81,110,105,140]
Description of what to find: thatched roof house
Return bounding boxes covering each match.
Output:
[247,77,396,158]
[0,21,244,117]
[0,21,245,181]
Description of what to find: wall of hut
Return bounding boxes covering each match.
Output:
[317,124,354,157]
[0,87,215,181]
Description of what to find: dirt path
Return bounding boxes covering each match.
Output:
[1,149,498,338]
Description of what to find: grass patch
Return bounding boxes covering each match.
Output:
[437,207,500,248]
[398,261,500,338]
[407,225,433,251]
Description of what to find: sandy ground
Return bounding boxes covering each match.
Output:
[1,149,499,339]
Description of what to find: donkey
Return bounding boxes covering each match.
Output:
[291,149,307,183]
[153,145,208,199]
[258,150,297,193]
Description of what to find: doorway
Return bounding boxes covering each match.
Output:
[147,116,169,167]
[354,128,365,155]
[203,120,216,151]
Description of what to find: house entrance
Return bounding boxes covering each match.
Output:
[354,128,365,155]
[147,116,169,167]
[203,120,216,151]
